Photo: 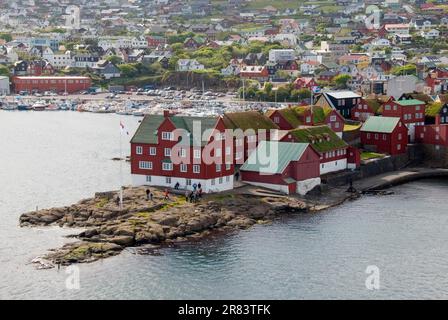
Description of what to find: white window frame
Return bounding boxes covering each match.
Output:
[162,163,173,171]
[139,161,153,170]
[180,164,188,172]
[164,148,172,157]
[161,131,173,141]
[136,146,143,155]
[149,147,156,156]
[193,165,201,174]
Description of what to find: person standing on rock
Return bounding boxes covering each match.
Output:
[185,190,189,202]
[198,183,202,190]
[146,189,150,200]
[149,191,154,201]
[193,183,198,191]
[163,188,170,201]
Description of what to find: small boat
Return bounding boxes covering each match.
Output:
[17,103,32,111]
[1,102,18,110]
[45,104,60,111]
[32,101,47,111]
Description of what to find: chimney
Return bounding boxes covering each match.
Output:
[436,114,441,126]
[163,110,170,118]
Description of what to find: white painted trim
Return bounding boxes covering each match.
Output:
[132,174,234,193]
[320,158,347,175]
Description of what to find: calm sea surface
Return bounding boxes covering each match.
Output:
[1,111,448,299]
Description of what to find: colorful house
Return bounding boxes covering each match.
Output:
[266,105,345,137]
[381,99,426,142]
[293,77,318,90]
[351,98,382,122]
[130,112,234,193]
[360,116,408,155]
[278,125,350,175]
[415,117,448,148]
[222,111,279,163]
[240,141,321,195]
[314,91,362,119]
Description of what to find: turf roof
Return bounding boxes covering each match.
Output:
[288,125,348,153]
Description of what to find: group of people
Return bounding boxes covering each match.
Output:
[144,182,204,203]
[185,183,203,203]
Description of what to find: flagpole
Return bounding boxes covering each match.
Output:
[119,118,123,211]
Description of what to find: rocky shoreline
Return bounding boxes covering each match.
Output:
[20,186,350,268]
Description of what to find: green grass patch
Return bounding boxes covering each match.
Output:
[361,152,386,161]
[96,198,109,208]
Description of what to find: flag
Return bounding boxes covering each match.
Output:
[311,86,321,94]
[120,121,129,135]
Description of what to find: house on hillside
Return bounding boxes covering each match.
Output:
[314,91,362,118]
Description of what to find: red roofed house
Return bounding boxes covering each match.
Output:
[294,77,318,90]
[360,116,408,155]
[240,65,269,81]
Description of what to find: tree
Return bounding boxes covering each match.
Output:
[334,74,351,89]
[106,55,123,65]
[391,64,417,76]
[0,65,10,77]
[118,64,138,78]
[0,33,12,42]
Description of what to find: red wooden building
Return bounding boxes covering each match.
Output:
[266,105,345,137]
[239,66,269,81]
[360,116,408,155]
[381,98,426,142]
[293,77,318,90]
[415,116,448,147]
[240,141,321,195]
[351,98,381,122]
[278,125,350,175]
[131,111,234,193]
[12,76,91,94]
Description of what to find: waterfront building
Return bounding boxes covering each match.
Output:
[381,99,426,142]
[240,141,321,195]
[277,125,350,175]
[0,76,10,95]
[12,76,91,94]
[360,116,408,155]
[130,111,234,193]
[266,106,345,137]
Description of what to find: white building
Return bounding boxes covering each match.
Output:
[176,59,205,72]
[421,29,440,40]
[269,49,296,63]
[0,76,10,95]
[42,48,74,68]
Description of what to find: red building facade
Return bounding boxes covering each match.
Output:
[13,76,91,93]
[360,116,408,155]
[131,112,234,193]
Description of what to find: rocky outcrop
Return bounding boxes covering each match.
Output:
[20,187,311,267]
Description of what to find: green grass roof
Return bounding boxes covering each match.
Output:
[240,141,310,175]
[361,116,400,133]
[364,99,382,113]
[288,125,348,153]
[223,111,278,132]
[426,102,444,117]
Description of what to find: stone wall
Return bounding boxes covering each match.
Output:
[420,144,448,167]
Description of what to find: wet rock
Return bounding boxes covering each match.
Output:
[109,236,134,246]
